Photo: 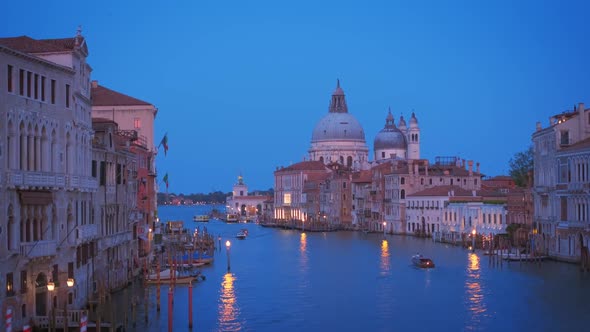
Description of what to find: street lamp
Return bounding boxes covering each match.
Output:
[383,221,386,237]
[471,229,476,252]
[64,278,75,332]
[225,240,231,272]
[47,281,55,332]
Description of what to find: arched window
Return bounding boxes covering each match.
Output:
[340,156,344,165]
[401,177,405,185]
[347,156,352,167]
[319,156,324,163]
[401,189,405,199]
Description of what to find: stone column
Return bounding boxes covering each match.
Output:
[35,136,41,171]
[21,133,27,170]
[28,134,34,171]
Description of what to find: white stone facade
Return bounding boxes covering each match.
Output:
[0,35,96,329]
[533,103,590,261]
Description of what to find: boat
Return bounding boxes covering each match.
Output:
[412,254,435,268]
[226,214,239,223]
[145,269,201,284]
[193,215,209,222]
[236,231,247,239]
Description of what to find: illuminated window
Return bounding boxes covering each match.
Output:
[134,118,141,129]
[284,193,291,205]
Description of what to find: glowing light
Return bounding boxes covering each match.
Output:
[471,229,476,235]
[380,239,390,274]
[47,281,55,292]
[66,278,75,287]
[225,240,231,248]
[218,272,240,329]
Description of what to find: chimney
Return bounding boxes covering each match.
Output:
[408,160,413,175]
[425,160,429,176]
[536,121,542,131]
[476,162,480,174]
[91,80,98,88]
[468,160,473,176]
[462,159,466,169]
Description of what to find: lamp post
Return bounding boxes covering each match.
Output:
[471,229,476,252]
[226,240,231,272]
[302,219,305,233]
[64,278,75,332]
[383,221,386,237]
[47,280,55,332]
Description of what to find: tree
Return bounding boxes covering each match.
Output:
[509,145,533,187]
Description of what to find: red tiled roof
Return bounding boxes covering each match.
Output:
[276,161,327,172]
[352,170,372,183]
[0,35,85,54]
[91,83,152,106]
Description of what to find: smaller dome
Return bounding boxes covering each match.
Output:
[374,109,408,150]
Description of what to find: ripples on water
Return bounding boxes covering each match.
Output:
[119,206,590,332]
[218,272,241,331]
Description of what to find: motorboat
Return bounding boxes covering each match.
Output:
[236,231,247,239]
[193,215,209,222]
[412,254,435,268]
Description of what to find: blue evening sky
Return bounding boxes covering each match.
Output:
[5,0,589,194]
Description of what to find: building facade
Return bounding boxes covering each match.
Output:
[532,102,590,261]
[0,33,96,330]
[90,81,158,268]
[226,175,271,221]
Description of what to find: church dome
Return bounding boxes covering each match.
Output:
[311,80,366,143]
[311,113,366,142]
[374,109,407,150]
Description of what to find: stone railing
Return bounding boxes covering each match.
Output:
[5,170,66,189]
[20,240,57,258]
[67,175,98,191]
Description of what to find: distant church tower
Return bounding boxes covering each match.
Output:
[406,112,420,159]
[232,175,248,197]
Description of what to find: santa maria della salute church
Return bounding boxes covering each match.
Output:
[272,80,499,239]
[309,80,421,169]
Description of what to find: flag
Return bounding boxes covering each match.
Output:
[163,173,169,189]
[158,133,168,156]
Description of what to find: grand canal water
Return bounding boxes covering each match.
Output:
[122,205,590,332]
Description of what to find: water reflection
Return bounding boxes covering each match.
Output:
[300,233,308,270]
[380,239,390,275]
[218,272,241,331]
[465,253,486,330]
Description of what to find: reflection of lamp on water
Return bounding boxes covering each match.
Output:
[226,240,231,272]
[471,229,476,252]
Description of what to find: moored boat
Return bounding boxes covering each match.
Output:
[226,214,239,223]
[236,231,247,239]
[412,254,435,268]
[193,215,209,222]
[145,269,201,284]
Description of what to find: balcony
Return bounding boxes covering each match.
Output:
[98,231,132,251]
[5,170,66,190]
[67,175,98,192]
[76,224,98,244]
[558,220,588,229]
[20,240,57,259]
